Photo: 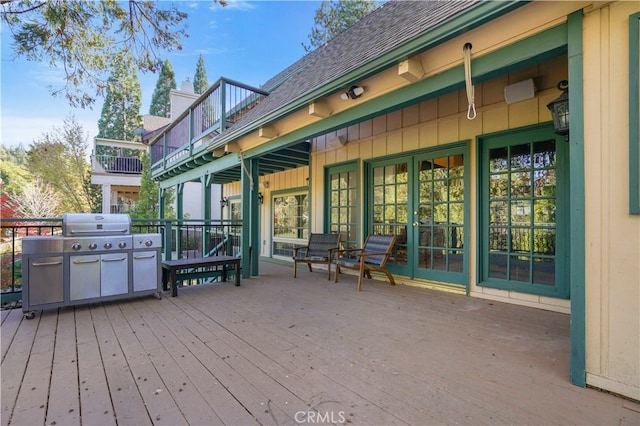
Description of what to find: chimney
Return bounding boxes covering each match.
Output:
[180,79,194,94]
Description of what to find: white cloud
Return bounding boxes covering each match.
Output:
[28,65,67,86]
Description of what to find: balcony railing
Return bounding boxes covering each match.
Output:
[0,218,243,301]
[150,77,268,169]
[95,155,143,174]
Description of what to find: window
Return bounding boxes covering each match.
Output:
[272,192,309,258]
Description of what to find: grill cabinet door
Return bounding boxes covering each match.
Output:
[28,256,63,306]
[70,255,100,300]
[101,253,129,296]
[132,251,159,292]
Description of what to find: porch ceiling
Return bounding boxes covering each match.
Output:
[212,141,311,185]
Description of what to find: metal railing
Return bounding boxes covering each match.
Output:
[149,77,269,167]
[0,218,243,302]
[94,155,143,174]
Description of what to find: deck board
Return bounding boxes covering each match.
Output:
[1,261,638,425]
[90,305,151,426]
[1,309,22,362]
[46,309,80,426]
[106,302,189,426]
[10,311,57,426]
[74,306,116,426]
[121,300,226,425]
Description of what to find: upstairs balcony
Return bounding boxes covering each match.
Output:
[149,78,268,181]
[91,138,148,214]
[92,138,146,177]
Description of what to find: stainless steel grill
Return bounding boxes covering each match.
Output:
[22,214,162,318]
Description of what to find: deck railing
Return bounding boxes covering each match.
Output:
[0,218,243,302]
[149,77,268,169]
[94,154,143,174]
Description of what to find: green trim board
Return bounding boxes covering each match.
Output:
[567,10,586,388]
[630,13,640,214]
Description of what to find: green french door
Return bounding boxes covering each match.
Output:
[479,125,569,297]
[368,145,468,285]
[412,149,468,284]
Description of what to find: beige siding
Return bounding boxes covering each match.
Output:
[583,2,640,400]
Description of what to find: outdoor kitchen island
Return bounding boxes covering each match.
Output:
[21,213,163,318]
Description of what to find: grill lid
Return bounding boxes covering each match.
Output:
[63,213,131,237]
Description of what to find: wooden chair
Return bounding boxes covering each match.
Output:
[334,234,398,291]
[292,233,341,279]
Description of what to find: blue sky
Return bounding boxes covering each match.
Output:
[1,0,320,148]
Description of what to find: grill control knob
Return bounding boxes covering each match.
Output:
[88,243,97,250]
[104,242,112,249]
[118,241,127,249]
[72,243,81,251]
[144,240,153,247]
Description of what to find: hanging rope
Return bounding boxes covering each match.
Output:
[463,42,477,120]
[238,152,254,191]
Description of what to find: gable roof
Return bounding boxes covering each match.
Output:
[216,0,486,143]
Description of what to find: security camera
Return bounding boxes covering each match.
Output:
[340,85,365,100]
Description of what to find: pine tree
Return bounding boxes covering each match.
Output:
[149,59,177,118]
[97,54,143,141]
[193,54,210,95]
[129,151,159,219]
[303,0,380,52]
[129,151,174,219]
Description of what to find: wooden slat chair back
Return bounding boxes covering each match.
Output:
[292,233,341,280]
[334,234,398,291]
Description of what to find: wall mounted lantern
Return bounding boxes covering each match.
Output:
[257,192,264,205]
[220,197,228,208]
[546,80,570,141]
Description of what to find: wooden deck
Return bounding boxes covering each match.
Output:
[2,262,638,425]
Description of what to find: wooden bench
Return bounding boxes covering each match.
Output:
[161,256,241,297]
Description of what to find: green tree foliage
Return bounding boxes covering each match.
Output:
[303,0,380,53]
[27,116,99,213]
[0,0,222,108]
[149,59,176,118]
[0,144,30,195]
[128,151,174,219]
[97,54,143,141]
[193,54,209,95]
